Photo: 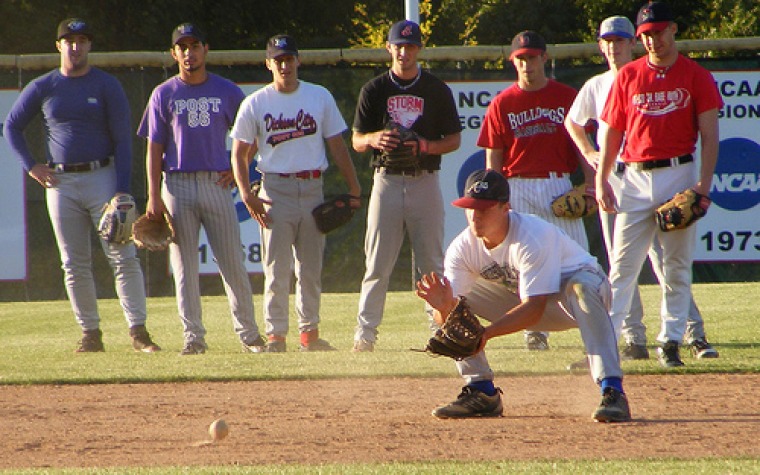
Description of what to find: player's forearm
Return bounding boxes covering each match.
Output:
[695,109,720,195]
[427,132,461,156]
[484,148,504,172]
[565,118,599,167]
[327,135,362,197]
[483,298,545,341]
[597,127,624,184]
[145,141,165,200]
[231,139,253,200]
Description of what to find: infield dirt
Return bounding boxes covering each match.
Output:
[1,373,758,469]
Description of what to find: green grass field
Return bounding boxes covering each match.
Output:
[1,282,758,473]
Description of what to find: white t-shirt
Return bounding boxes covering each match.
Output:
[445,212,597,299]
[230,80,347,173]
[567,69,626,164]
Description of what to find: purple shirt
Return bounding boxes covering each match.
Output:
[137,73,245,172]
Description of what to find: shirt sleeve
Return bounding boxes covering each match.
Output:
[476,95,505,149]
[229,95,257,144]
[103,76,133,193]
[4,80,44,172]
[322,88,348,139]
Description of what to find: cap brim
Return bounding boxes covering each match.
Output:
[509,47,545,60]
[388,39,422,46]
[174,34,202,44]
[451,197,500,210]
[636,21,670,36]
[267,50,299,59]
[599,31,634,39]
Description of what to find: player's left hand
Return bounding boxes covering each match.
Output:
[416,272,458,323]
[216,170,236,189]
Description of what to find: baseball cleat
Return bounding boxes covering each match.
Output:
[130,325,161,353]
[241,335,266,353]
[620,343,649,360]
[75,328,105,353]
[352,338,374,352]
[180,340,207,355]
[262,340,287,353]
[593,388,631,423]
[432,386,503,419]
[689,337,719,358]
[300,338,337,352]
[657,341,685,367]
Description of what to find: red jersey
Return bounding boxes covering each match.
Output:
[477,79,579,177]
[601,54,723,162]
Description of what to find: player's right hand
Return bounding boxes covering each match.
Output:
[29,164,58,188]
[596,180,617,213]
[244,194,272,229]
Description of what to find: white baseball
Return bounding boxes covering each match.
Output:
[209,418,229,441]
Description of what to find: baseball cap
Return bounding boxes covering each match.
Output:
[636,1,675,36]
[388,20,422,47]
[172,23,206,45]
[599,16,635,39]
[57,18,93,41]
[452,170,510,210]
[509,30,546,60]
[266,34,298,59]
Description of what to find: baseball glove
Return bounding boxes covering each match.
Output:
[312,194,357,234]
[655,188,711,232]
[132,213,176,251]
[551,185,598,218]
[380,121,422,169]
[421,297,485,361]
[97,194,138,243]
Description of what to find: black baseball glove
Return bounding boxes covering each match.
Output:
[312,194,358,234]
[380,121,423,169]
[420,297,485,361]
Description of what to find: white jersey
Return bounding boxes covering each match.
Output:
[230,80,347,173]
[445,212,597,300]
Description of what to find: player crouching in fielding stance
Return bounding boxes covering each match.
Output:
[416,170,631,422]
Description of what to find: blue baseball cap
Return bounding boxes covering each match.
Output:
[388,20,422,47]
[57,18,93,41]
[599,16,635,39]
[452,170,510,210]
[172,23,206,45]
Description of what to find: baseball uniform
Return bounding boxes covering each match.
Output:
[138,73,262,350]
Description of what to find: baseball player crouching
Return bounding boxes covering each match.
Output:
[417,169,631,422]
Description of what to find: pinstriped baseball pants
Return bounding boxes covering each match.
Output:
[163,172,260,345]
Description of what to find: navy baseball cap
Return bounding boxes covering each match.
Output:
[509,30,546,60]
[636,2,675,36]
[599,16,635,39]
[57,18,93,41]
[172,23,206,45]
[266,34,298,59]
[452,170,510,210]
[388,20,422,47]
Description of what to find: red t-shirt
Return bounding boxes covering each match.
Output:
[601,54,723,162]
[477,79,579,177]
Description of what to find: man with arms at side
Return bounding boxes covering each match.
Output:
[4,18,159,353]
[417,169,631,423]
[138,23,264,355]
[596,2,722,367]
[351,20,462,352]
[231,34,361,352]
[565,15,717,363]
[478,30,594,351]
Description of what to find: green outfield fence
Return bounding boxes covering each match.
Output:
[1,39,759,301]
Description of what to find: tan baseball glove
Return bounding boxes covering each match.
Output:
[97,194,138,243]
[655,188,711,232]
[132,213,175,251]
[551,185,598,218]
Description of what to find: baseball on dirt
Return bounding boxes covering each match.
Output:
[209,418,229,441]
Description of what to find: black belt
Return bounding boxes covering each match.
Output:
[377,167,436,177]
[49,157,111,173]
[614,162,626,174]
[625,154,693,171]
